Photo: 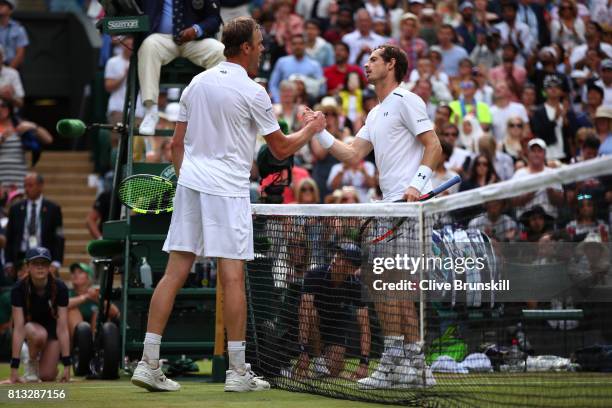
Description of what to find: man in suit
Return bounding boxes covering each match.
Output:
[530,75,577,163]
[3,173,64,277]
[137,0,225,135]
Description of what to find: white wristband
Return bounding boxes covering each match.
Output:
[409,165,433,193]
[315,129,335,149]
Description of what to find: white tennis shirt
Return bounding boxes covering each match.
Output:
[356,86,434,202]
[177,61,280,197]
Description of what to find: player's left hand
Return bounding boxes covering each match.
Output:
[403,187,420,202]
[352,363,369,380]
[175,27,198,45]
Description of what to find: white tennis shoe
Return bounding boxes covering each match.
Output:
[357,352,396,389]
[24,359,39,382]
[224,364,270,392]
[131,361,181,392]
[139,110,159,136]
[312,356,330,378]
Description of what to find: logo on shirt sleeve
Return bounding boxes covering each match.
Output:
[417,118,428,123]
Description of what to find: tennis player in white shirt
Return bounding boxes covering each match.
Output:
[131,17,326,393]
[306,44,442,389]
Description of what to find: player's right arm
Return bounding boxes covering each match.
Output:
[170,121,187,177]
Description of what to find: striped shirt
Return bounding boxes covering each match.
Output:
[0,132,26,189]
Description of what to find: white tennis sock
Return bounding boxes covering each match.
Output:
[228,340,246,374]
[143,332,162,369]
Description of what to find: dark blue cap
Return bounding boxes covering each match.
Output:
[335,242,362,267]
[25,247,52,262]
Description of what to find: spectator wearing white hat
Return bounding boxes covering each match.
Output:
[595,105,612,156]
[0,0,28,69]
[595,58,612,106]
[512,138,564,219]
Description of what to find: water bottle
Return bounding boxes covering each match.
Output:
[140,257,153,289]
[507,338,524,372]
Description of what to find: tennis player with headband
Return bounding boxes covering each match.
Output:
[131,16,326,393]
[305,44,442,389]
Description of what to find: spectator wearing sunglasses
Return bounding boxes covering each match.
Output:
[448,77,492,131]
[501,116,526,161]
[566,194,609,242]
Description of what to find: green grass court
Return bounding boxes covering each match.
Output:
[1,362,611,407]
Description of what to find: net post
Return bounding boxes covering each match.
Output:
[418,202,425,343]
[212,279,226,382]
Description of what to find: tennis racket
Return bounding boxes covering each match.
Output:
[117,174,176,214]
[360,175,462,244]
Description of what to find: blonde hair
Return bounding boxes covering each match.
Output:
[295,178,320,204]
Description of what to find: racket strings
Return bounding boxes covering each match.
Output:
[118,177,175,213]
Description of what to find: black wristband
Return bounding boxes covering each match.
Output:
[10,358,20,369]
[61,356,72,366]
[360,356,369,366]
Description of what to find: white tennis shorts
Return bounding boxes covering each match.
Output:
[163,185,254,260]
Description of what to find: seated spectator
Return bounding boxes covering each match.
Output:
[418,7,437,45]
[512,138,564,219]
[576,85,605,128]
[570,232,610,287]
[571,129,599,162]
[494,0,534,64]
[136,0,224,135]
[322,6,354,45]
[0,102,52,189]
[269,0,305,56]
[470,27,502,70]
[459,153,498,192]
[293,178,321,204]
[327,139,376,203]
[518,205,553,243]
[449,58,475,99]
[432,140,460,196]
[434,105,452,136]
[104,36,143,126]
[311,101,344,201]
[566,193,610,242]
[0,45,23,108]
[521,83,537,120]
[458,114,484,152]
[0,0,28,69]
[85,173,113,241]
[4,173,64,278]
[6,247,70,383]
[500,116,527,161]
[551,0,585,50]
[530,76,577,162]
[594,106,612,155]
[339,186,361,203]
[440,124,471,175]
[455,1,482,54]
[305,19,334,68]
[67,263,98,338]
[597,58,612,106]
[488,43,527,101]
[529,47,570,105]
[478,133,515,181]
[295,0,333,23]
[434,24,469,78]
[391,13,428,76]
[324,42,367,96]
[410,78,437,119]
[338,72,365,130]
[342,9,387,68]
[407,56,452,103]
[468,199,518,242]
[489,81,529,142]
[449,78,492,131]
[269,34,326,103]
[474,66,494,106]
[273,80,307,133]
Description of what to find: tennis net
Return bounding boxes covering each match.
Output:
[245,156,612,407]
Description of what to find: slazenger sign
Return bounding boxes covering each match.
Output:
[107,20,140,30]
